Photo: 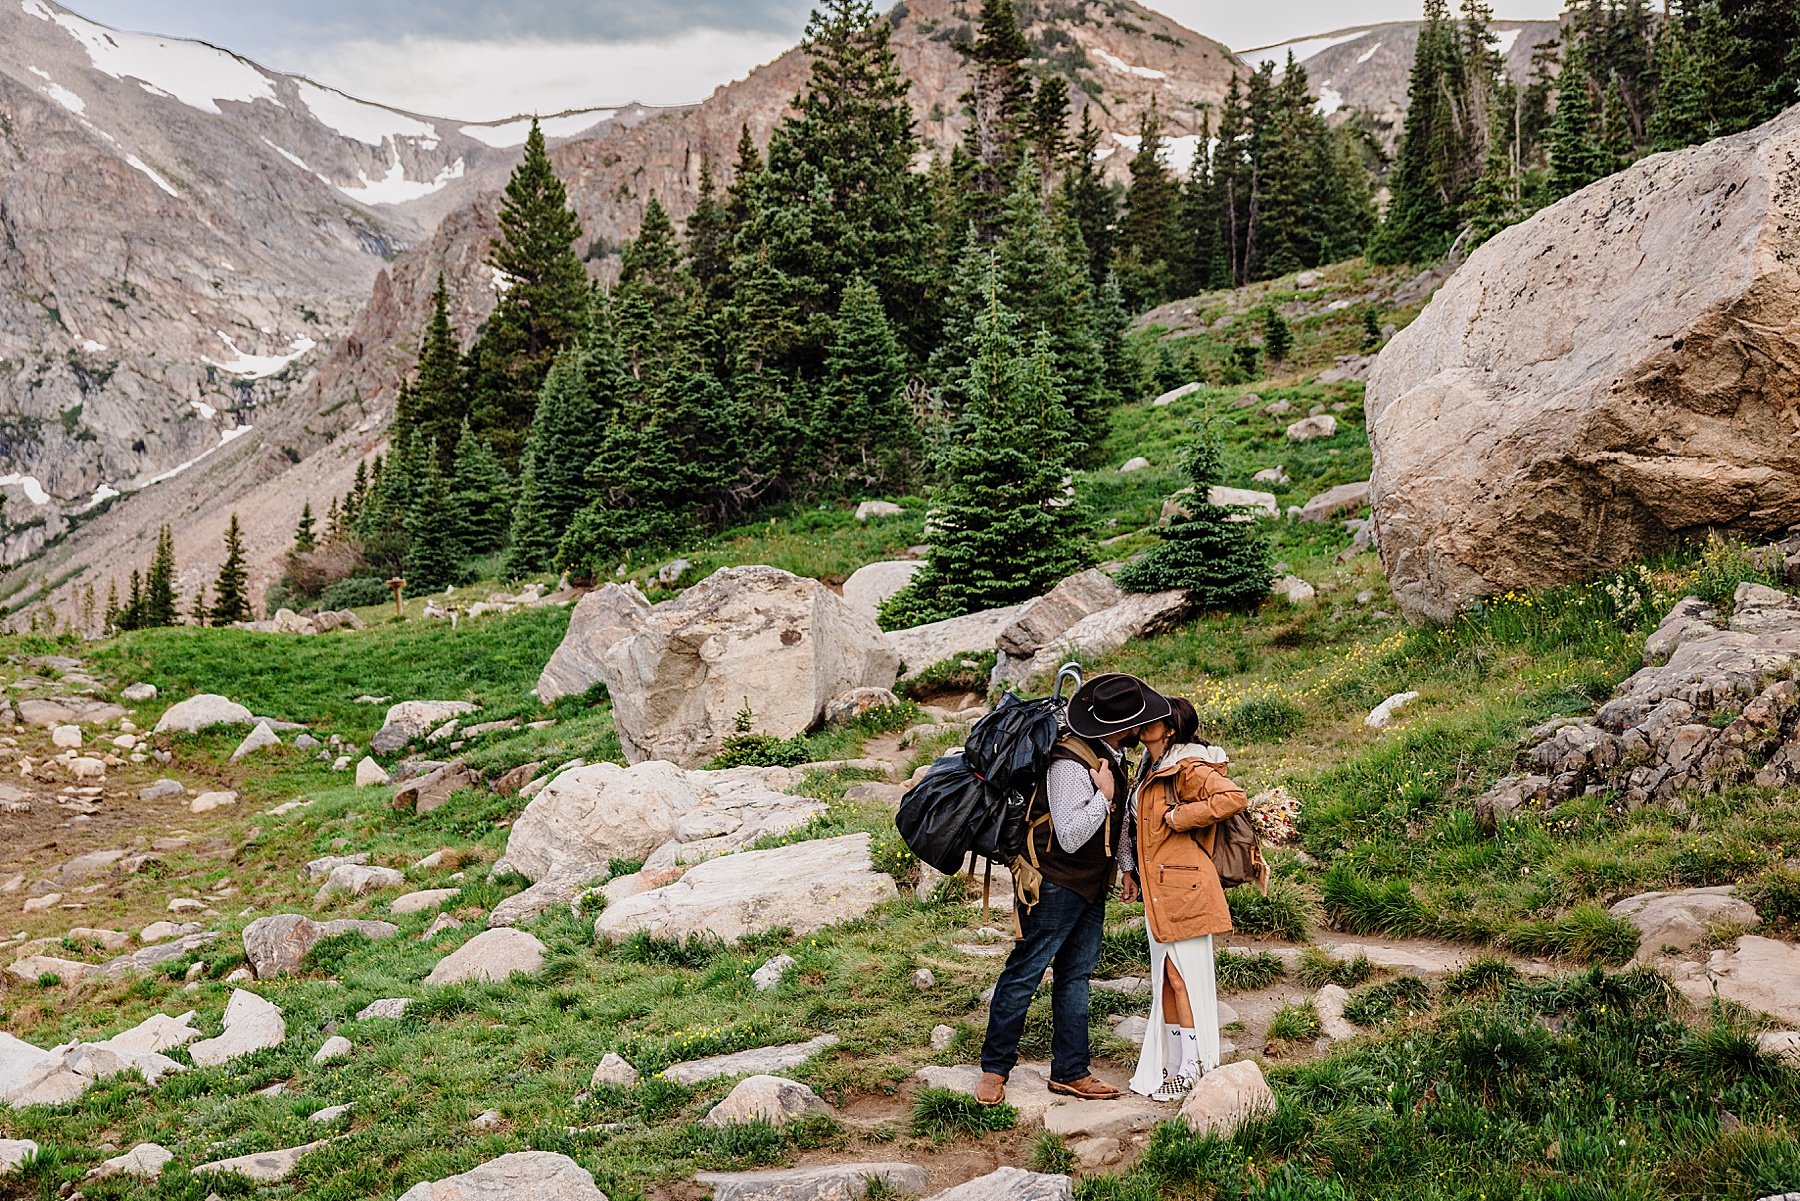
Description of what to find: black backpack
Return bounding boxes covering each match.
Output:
[897,665,1086,904]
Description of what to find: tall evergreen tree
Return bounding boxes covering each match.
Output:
[1024,77,1072,188]
[881,291,1086,627]
[121,570,144,632]
[686,160,732,306]
[409,276,467,470]
[210,515,251,626]
[1116,102,1180,306]
[957,0,1034,240]
[447,422,514,559]
[613,199,697,385]
[1061,107,1118,287]
[403,447,458,592]
[143,524,178,628]
[505,294,626,574]
[465,119,589,468]
[1548,34,1610,196]
[292,502,317,555]
[816,275,917,494]
[189,584,208,627]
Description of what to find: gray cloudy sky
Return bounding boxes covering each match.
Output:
[70,1,1565,119]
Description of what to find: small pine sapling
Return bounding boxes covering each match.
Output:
[1116,424,1273,610]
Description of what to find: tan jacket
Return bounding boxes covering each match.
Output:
[1133,746,1248,943]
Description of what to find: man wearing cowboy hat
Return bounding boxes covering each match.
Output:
[976,673,1171,1105]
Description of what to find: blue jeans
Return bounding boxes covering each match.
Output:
[979,879,1107,1082]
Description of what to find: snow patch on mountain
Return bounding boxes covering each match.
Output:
[203,333,315,378]
[336,153,466,205]
[25,0,279,115]
[459,111,616,147]
[140,425,254,488]
[1493,29,1522,55]
[0,474,51,505]
[1356,41,1383,64]
[27,65,84,113]
[1101,131,1204,176]
[295,79,439,149]
[1245,32,1365,73]
[1092,48,1166,80]
[1316,86,1344,117]
[124,155,180,197]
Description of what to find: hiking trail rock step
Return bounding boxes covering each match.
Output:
[925,1167,1073,1201]
[396,1150,606,1200]
[702,1074,831,1127]
[697,1162,929,1201]
[664,1035,841,1085]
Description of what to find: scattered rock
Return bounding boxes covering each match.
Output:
[1252,466,1289,485]
[1312,985,1358,1040]
[1298,480,1371,523]
[1179,1060,1276,1135]
[394,1151,607,1201]
[1272,575,1316,605]
[699,1164,928,1201]
[1209,487,1280,518]
[392,761,482,814]
[487,861,609,928]
[596,566,900,766]
[1610,887,1760,962]
[356,998,413,1020]
[310,1102,353,1122]
[0,1139,36,1173]
[316,863,405,903]
[392,888,459,916]
[535,584,654,704]
[230,722,281,761]
[824,686,903,727]
[371,701,480,755]
[1151,382,1202,407]
[595,834,895,943]
[313,1035,352,1065]
[98,932,219,976]
[914,968,937,990]
[1285,415,1337,442]
[1072,1137,1123,1169]
[422,914,464,940]
[21,894,61,913]
[591,1052,640,1089]
[17,697,127,727]
[1119,457,1150,473]
[121,683,158,703]
[885,602,1028,680]
[195,1140,328,1183]
[51,725,82,749]
[997,570,1126,659]
[855,500,905,522]
[91,1142,172,1179]
[842,562,925,620]
[470,1109,502,1130]
[189,789,238,813]
[186,990,286,1066]
[139,920,195,943]
[994,589,1190,689]
[501,761,820,883]
[424,927,547,986]
[355,757,392,787]
[1703,936,1800,1024]
[1756,1031,1800,1067]
[702,1074,831,1127]
[664,1036,842,1085]
[925,1167,1071,1201]
[1364,691,1419,730]
[154,694,253,734]
[243,913,399,978]
[930,1025,955,1051]
[138,778,186,802]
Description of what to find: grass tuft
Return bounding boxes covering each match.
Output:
[909,1087,1017,1140]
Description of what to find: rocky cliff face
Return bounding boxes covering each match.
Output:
[1243,20,1563,153]
[0,0,622,566]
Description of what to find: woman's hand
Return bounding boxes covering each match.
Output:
[1119,872,1140,903]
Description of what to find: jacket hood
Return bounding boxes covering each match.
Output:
[1143,741,1228,782]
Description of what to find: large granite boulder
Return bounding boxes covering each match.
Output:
[841,561,925,620]
[1609,886,1761,963]
[187,989,285,1066]
[596,566,900,765]
[996,570,1124,658]
[1368,104,1800,622]
[885,603,1028,680]
[371,701,479,755]
[593,833,896,943]
[536,584,653,704]
[994,590,1191,690]
[396,1151,607,1201]
[153,694,253,734]
[423,928,546,986]
[242,914,399,979]
[497,761,816,883]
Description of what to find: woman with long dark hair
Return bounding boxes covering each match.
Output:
[1118,696,1247,1100]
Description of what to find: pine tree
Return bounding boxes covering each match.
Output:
[293,502,317,555]
[345,460,370,527]
[103,581,118,633]
[210,515,251,626]
[1023,77,1072,187]
[816,275,917,494]
[685,159,732,306]
[880,289,1086,627]
[1370,0,1463,262]
[143,525,178,627]
[465,119,589,469]
[403,447,458,592]
[957,0,1034,240]
[120,569,144,632]
[1092,271,1138,408]
[1548,35,1610,196]
[325,495,342,541]
[409,276,467,470]
[1175,110,1224,295]
[613,199,696,386]
[1061,107,1118,287]
[1116,102,1180,307]
[447,421,515,559]
[1116,426,1272,609]
[189,584,209,627]
[505,293,627,575]
[1261,307,1292,362]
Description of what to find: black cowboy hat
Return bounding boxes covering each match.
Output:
[1066,673,1171,739]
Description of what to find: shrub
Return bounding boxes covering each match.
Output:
[910,1087,1016,1139]
[1227,878,1313,942]
[1440,955,1521,1000]
[1321,865,1431,936]
[1267,1002,1322,1041]
[1031,1131,1077,1174]
[1212,695,1303,741]
[319,574,394,611]
[1741,866,1800,926]
[1295,947,1373,988]
[1342,976,1431,1026]
[896,650,997,699]
[1499,905,1640,965]
[707,732,813,769]
[1215,950,1286,992]
[614,930,723,969]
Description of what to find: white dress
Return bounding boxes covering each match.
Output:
[1126,743,1227,1097]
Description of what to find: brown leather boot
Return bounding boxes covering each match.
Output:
[975,1071,1007,1106]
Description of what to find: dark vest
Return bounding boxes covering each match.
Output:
[1027,737,1127,905]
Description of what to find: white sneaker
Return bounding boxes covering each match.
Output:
[1150,1069,1196,1102]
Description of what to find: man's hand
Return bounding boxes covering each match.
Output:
[1119,872,1140,903]
[1090,758,1116,803]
